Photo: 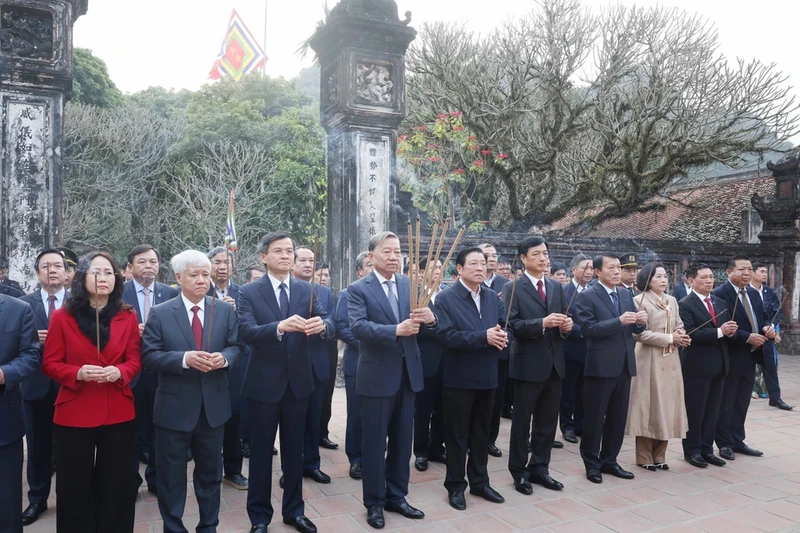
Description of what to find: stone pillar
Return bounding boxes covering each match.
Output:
[310,0,415,293]
[752,146,800,354]
[0,0,86,292]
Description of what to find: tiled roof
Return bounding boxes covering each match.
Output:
[544,175,774,243]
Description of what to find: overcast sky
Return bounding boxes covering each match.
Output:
[74,0,799,97]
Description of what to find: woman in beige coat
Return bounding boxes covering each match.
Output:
[626,263,692,471]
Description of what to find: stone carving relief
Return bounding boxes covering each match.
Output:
[0,5,54,60]
[325,67,339,106]
[355,61,394,106]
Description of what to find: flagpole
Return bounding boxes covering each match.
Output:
[263,0,268,74]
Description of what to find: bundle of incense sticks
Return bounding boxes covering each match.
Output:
[407,217,464,310]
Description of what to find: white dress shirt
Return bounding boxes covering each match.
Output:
[373,269,397,298]
[180,293,227,368]
[571,278,584,292]
[460,279,482,315]
[690,290,724,339]
[40,287,65,318]
[524,271,546,297]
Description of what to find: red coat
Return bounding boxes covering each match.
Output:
[42,307,142,428]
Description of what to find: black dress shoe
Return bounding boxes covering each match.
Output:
[138,451,150,465]
[684,454,708,468]
[702,453,726,467]
[487,443,503,457]
[283,515,317,533]
[250,525,268,533]
[530,473,564,491]
[349,463,363,480]
[319,437,339,449]
[385,500,425,519]
[563,430,578,444]
[303,469,331,484]
[21,502,47,525]
[223,473,249,490]
[637,463,657,471]
[514,477,533,495]
[733,444,764,457]
[241,441,251,458]
[367,505,385,529]
[719,447,735,461]
[273,447,279,456]
[448,491,466,510]
[470,486,505,503]
[600,464,634,479]
[415,457,428,471]
[428,453,447,464]
[147,484,157,495]
[552,440,564,449]
[586,470,602,484]
[770,399,794,411]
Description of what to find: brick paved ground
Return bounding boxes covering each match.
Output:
[23,356,800,532]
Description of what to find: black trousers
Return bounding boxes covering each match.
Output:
[580,371,631,472]
[344,375,362,465]
[413,366,445,459]
[559,360,585,435]
[133,369,157,488]
[682,372,725,456]
[302,376,326,472]
[222,413,243,477]
[489,358,509,445]
[761,341,781,401]
[54,421,137,533]
[716,363,755,450]
[361,368,415,508]
[22,383,58,506]
[443,387,494,493]
[247,391,309,525]
[509,370,561,480]
[0,439,23,533]
[320,341,339,439]
[156,409,225,533]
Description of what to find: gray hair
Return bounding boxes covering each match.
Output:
[571,253,591,269]
[478,242,496,251]
[206,246,232,260]
[368,231,398,252]
[171,250,212,275]
[355,251,369,271]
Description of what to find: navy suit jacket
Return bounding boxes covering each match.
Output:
[347,272,426,397]
[0,295,39,446]
[336,289,360,378]
[141,296,242,432]
[418,299,444,378]
[562,282,587,363]
[19,290,59,401]
[678,292,730,378]
[712,281,768,374]
[484,275,510,361]
[672,283,689,302]
[435,282,504,389]
[308,284,336,382]
[574,283,645,378]
[207,282,249,412]
[123,280,180,323]
[237,276,333,404]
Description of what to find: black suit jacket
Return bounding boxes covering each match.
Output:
[678,292,730,377]
[672,283,689,302]
[123,280,180,323]
[484,275,510,361]
[336,289,359,378]
[0,295,38,446]
[435,282,505,389]
[574,283,645,378]
[19,290,61,401]
[418,299,444,378]
[712,281,768,375]
[502,275,566,382]
[562,282,587,363]
[141,296,242,431]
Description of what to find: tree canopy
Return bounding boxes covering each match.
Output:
[72,48,124,108]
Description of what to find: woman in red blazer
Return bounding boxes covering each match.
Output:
[42,251,141,533]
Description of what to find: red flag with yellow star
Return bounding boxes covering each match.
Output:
[209,9,266,81]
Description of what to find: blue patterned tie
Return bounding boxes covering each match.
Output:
[279,282,290,319]
[609,290,620,316]
[385,280,400,322]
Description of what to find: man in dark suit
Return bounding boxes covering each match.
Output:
[123,244,179,494]
[348,231,435,529]
[574,253,647,483]
[478,243,511,458]
[503,237,572,495]
[239,264,266,459]
[618,253,639,295]
[436,247,508,510]
[751,262,792,410]
[712,255,774,461]
[413,257,447,472]
[290,246,336,484]
[19,249,67,525]
[141,250,242,533]
[206,246,249,490]
[560,253,593,444]
[335,252,372,480]
[316,262,341,451]
[678,263,738,468]
[0,293,38,533]
[672,269,692,301]
[238,232,332,533]
[0,257,24,294]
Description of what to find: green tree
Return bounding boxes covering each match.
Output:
[72,48,124,108]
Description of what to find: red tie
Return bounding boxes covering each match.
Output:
[47,294,56,321]
[191,305,203,350]
[537,280,546,302]
[704,297,717,326]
